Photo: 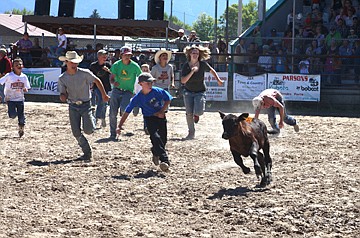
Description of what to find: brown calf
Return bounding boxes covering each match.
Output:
[219,111,272,187]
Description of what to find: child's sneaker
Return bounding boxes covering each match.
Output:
[18,125,24,138]
[159,162,170,172]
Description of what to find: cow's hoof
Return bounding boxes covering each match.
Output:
[242,166,251,174]
[259,177,267,187]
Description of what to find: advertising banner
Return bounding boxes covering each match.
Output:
[267,74,321,101]
[205,72,228,101]
[233,73,267,100]
[23,68,61,95]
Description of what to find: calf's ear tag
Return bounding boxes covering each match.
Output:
[245,117,253,123]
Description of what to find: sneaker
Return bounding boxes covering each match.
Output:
[194,115,199,123]
[152,155,160,166]
[159,162,170,172]
[18,125,24,138]
[101,119,106,127]
[293,124,300,132]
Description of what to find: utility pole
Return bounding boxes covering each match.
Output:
[238,0,243,36]
[214,0,218,49]
[225,0,229,46]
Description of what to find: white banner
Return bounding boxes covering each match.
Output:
[23,67,61,95]
[267,74,321,101]
[205,72,228,101]
[233,73,267,100]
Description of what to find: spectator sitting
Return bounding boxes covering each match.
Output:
[30,38,42,66]
[274,48,288,73]
[15,32,33,67]
[336,18,350,38]
[299,58,310,74]
[348,28,359,47]
[80,44,96,68]
[49,27,67,57]
[325,26,342,47]
[188,30,200,43]
[257,45,273,73]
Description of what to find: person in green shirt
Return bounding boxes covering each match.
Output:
[109,46,142,140]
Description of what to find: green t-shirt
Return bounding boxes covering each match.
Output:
[110,60,142,93]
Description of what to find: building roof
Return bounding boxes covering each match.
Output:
[0,14,55,37]
[22,15,179,38]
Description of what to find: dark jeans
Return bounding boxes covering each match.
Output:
[144,116,169,164]
[7,101,25,126]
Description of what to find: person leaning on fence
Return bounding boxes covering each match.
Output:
[252,89,299,134]
[58,51,110,161]
[181,45,224,140]
[0,58,31,138]
[15,32,33,67]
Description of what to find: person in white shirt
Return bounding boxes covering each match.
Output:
[50,27,67,57]
[0,58,31,137]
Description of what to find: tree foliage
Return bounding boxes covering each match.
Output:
[219,0,258,38]
[193,13,215,41]
[4,8,33,15]
[89,9,101,18]
[164,12,192,31]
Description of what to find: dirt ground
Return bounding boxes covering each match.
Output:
[0,102,359,238]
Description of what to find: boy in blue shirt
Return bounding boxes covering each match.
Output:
[116,73,173,172]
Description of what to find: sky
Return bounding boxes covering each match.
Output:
[3,0,278,26]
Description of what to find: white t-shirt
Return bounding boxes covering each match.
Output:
[151,64,173,90]
[0,72,31,101]
[58,34,67,49]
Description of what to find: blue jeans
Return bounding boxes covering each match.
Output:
[145,116,169,164]
[183,89,206,133]
[0,84,5,103]
[49,46,65,57]
[7,101,25,125]
[266,96,296,130]
[109,88,133,138]
[68,101,94,154]
[94,88,108,119]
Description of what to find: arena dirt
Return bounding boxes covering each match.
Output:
[0,102,359,237]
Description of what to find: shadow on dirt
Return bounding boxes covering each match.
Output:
[208,186,269,199]
[134,170,165,179]
[112,175,131,181]
[28,159,73,166]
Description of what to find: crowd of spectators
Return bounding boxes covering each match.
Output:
[232,0,360,85]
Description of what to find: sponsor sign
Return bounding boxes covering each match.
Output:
[23,68,61,95]
[233,73,267,100]
[205,72,228,101]
[267,74,321,101]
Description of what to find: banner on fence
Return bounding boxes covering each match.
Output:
[23,68,61,95]
[233,73,267,100]
[205,72,228,101]
[267,74,321,101]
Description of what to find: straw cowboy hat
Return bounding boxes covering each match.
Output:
[154,49,172,64]
[59,51,83,63]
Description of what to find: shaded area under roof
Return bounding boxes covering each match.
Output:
[22,15,180,38]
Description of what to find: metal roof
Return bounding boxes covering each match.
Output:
[0,14,55,37]
[22,15,179,38]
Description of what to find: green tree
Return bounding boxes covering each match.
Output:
[219,0,258,38]
[4,8,33,15]
[164,12,192,31]
[193,13,215,41]
[89,9,101,18]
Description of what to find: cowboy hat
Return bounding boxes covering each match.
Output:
[59,51,83,63]
[154,49,172,64]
